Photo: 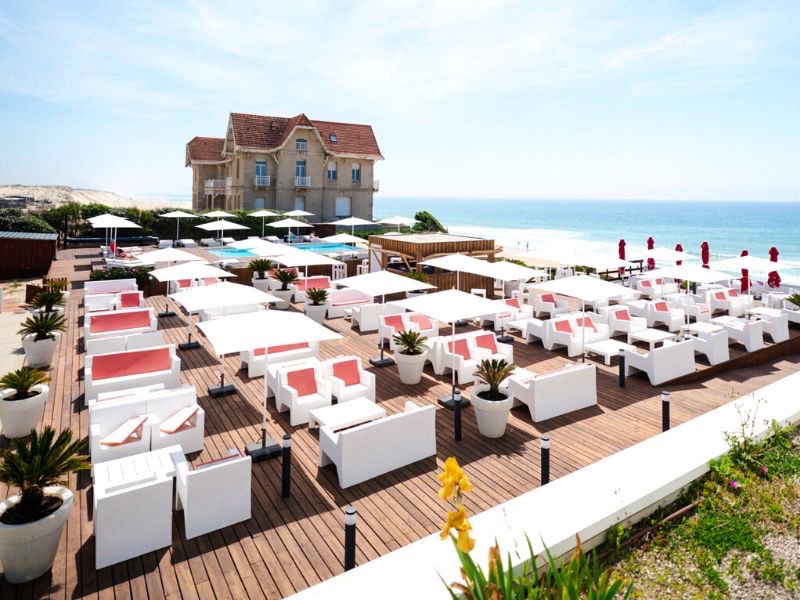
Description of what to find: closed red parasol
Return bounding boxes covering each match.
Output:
[740,249,750,293]
[701,241,709,268]
[646,237,655,270]
[768,246,781,288]
[675,243,683,266]
[618,239,626,277]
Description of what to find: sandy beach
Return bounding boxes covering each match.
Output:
[0,184,186,210]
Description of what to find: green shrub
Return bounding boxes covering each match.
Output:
[0,209,57,234]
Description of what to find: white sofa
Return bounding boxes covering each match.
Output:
[86,330,165,356]
[637,278,679,299]
[532,292,568,318]
[508,363,597,422]
[687,330,730,366]
[379,312,440,350]
[319,402,436,488]
[85,307,158,340]
[173,450,252,539]
[545,315,609,357]
[624,340,695,385]
[84,293,116,313]
[666,294,711,323]
[84,344,182,401]
[239,341,319,379]
[479,298,532,331]
[84,278,138,296]
[326,289,372,319]
[712,316,764,352]
[709,289,753,317]
[351,302,404,333]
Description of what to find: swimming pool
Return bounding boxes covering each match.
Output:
[209,242,362,258]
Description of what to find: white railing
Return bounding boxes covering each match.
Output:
[203,178,227,190]
[254,175,271,187]
[372,179,380,192]
[295,176,311,187]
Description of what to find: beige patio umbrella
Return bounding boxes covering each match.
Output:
[159,210,197,244]
[249,209,280,237]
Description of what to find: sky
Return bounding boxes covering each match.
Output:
[1,0,799,201]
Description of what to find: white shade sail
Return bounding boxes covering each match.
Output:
[337,270,436,297]
[268,218,313,229]
[196,219,250,232]
[149,262,234,282]
[482,261,549,283]
[249,209,279,217]
[197,310,341,356]
[422,254,490,276]
[169,282,279,313]
[710,255,791,274]
[160,210,197,219]
[394,289,507,323]
[90,214,141,229]
[137,248,205,265]
[329,216,374,227]
[378,216,418,226]
[643,264,732,284]
[284,209,314,217]
[529,274,631,303]
[204,210,236,218]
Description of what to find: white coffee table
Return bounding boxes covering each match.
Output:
[683,321,723,336]
[627,328,675,350]
[584,339,637,365]
[308,397,386,431]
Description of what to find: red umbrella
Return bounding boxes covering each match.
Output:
[675,243,683,266]
[740,249,750,294]
[701,241,709,268]
[646,237,655,270]
[768,246,781,288]
[618,239,626,277]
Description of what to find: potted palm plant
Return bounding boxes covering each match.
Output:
[304,287,328,323]
[785,293,800,311]
[0,427,89,583]
[392,330,429,384]
[249,258,273,292]
[18,312,67,368]
[405,271,429,298]
[271,269,298,309]
[30,289,65,315]
[0,368,50,439]
[471,358,517,438]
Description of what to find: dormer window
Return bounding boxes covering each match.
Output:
[296,138,307,152]
[329,133,337,143]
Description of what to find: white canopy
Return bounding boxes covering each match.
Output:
[249,209,279,217]
[530,274,632,303]
[268,218,313,229]
[196,219,250,233]
[89,214,141,229]
[394,289,506,323]
[482,261,549,283]
[149,262,234,283]
[643,264,731,284]
[137,248,205,265]
[321,233,366,245]
[169,281,279,313]
[710,255,790,275]
[204,210,236,219]
[337,270,436,297]
[273,249,343,268]
[284,209,314,217]
[329,216,373,227]
[197,310,341,357]
[160,210,196,219]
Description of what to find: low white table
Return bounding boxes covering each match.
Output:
[628,328,675,350]
[683,321,723,336]
[505,319,530,335]
[584,339,637,365]
[308,397,386,431]
[747,306,783,319]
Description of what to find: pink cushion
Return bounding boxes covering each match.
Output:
[266,342,308,355]
[554,320,573,334]
[202,278,218,286]
[654,301,668,312]
[332,359,361,386]
[715,291,726,300]
[474,333,498,354]
[540,293,556,304]
[729,289,738,297]
[640,280,652,287]
[448,338,471,360]
[296,276,331,292]
[160,406,199,434]
[577,317,596,332]
[100,416,147,447]
[287,368,317,396]
[177,279,192,288]
[505,298,520,309]
[90,310,151,333]
[119,292,140,308]
[409,314,433,330]
[383,314,406,332]
[654,278,664,285]
[92,347,171,381]
[615,309,630,321]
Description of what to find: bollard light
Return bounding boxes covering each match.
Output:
[281,434,292,498]
[541,435,551,485]
[454,388,462,442]
[661,391,670,432]
[344,505,357,571]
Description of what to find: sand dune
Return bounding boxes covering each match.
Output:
[0,185,186,210]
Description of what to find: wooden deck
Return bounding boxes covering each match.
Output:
[2,247,799,599]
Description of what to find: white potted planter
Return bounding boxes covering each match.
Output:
[0,486,73,584]
[0,384,48,439]
[271,287,295,310]
[304,303,328,323]
[471,383,514,438]
[251,276,271,293]
[21,333,60,369]
[395,349,429,384]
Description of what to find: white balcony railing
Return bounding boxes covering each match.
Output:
[254,175,271,187]
[203,178,228,190]
[295,176,311,187]
[372,179,380,192]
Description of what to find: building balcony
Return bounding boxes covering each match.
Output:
[295,176,311,188]
[254,175,271,187]
[373,179,380,192]
[204,177,232,193]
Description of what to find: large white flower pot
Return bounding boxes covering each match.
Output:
[0,384,49,438]
[271,289,294,310]
[305,303,327,324]
[0,486,73,584]
[251,277,271,293]
[21,333,60,368]
[471,384,513,438]
[395,349,429,384]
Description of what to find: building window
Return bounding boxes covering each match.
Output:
[329,133,337,143]
[335,197,351,218]
[296,138,307,152]
[351,163,361,182]
[294,196,306,211]
[327,161,337,181]
[295,160,306,177]
[255,160,267,177]
[254,197,265,209]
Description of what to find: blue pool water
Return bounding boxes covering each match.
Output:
[209,242,361,259]
[209,248,259,258]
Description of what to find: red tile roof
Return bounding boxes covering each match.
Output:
[227,113,383,158]
[186,136,225,162]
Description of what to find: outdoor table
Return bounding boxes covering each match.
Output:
[682,321,724,336]
[584,339,637,365]
[627,328,675,350]
[505,319,530,335]
[747,306,783,320]
[308,397,386,432]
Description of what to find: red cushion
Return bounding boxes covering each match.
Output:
[448,338,471,360]
[540,293,556,304]
[474,333,498,354]
[505,298,520,309]
[332,359,361,386]
[654,278,664,285]
[554,320,573,334]
[383,314,406,332]
[177,279,192,288]
[577,317,596,331]
[90,310,151,333]
[715,291,726,300]
[92,347,171,381]
[654,301,668,312]
[202,278,218,286]
[260,342,308,356]
[640,280,652,287]
[615,309,630,321]
[729,289,738,297]
[409,314,432,330]
[287,368,317,396]
[119,292,140,308]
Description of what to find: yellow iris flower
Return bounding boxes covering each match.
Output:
[440,505,475,553]
[438,457,473,500]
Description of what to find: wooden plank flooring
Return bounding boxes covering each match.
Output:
[2,247,799,598]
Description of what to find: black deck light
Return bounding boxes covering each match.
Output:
[344,505,357,571]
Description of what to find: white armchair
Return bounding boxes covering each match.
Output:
[351,302,403,333]
[606,307,647,338]
[667,294,711,323]
[173,450,252,539]
[440,338,482,385]
[322,356,376,403]
[687,330,729,365]
[533,293,568,318]
[624,340,695,385]
[646,300,685,332]
[470,332,514,363]
[276,363,332,426]
[710,289,753,317]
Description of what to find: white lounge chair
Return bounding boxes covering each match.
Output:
[624,340,695,385]
[322,356,376,403]
[508,363,597,422]
[276,363,332,426]
[351,302,403,333]
[533,292,568,318]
